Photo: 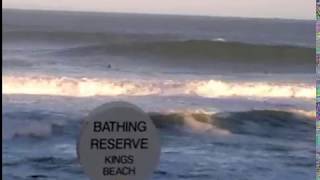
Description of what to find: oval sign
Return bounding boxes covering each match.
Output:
[77,101,161,180]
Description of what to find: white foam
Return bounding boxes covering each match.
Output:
[3,75,314,99]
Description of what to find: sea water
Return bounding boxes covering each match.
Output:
[3,9,315,180]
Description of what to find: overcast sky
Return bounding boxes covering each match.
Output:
[3,0,315,20]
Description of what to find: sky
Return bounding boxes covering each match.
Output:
[2,0,315,20]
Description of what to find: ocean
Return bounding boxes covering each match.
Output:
[2,9,316,180]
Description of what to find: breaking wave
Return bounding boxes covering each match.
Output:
[2,76,314,99]
[3,109,314,141]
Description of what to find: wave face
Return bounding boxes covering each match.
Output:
[2,75,314,99]
[49,40,314,64]
[151,110,315,140]
[3,31,314,74]
[3,108,314,141]
[3,29,315,63]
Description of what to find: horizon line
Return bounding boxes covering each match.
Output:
[3,7,315,21]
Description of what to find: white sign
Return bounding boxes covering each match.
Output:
[77,101,161,180]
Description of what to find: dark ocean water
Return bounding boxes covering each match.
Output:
[2,9,316,180]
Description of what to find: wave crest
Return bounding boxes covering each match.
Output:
[186,80,314,99]
[3,76,314,99]
[3,110,314,140]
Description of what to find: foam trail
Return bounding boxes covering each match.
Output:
[2,76,162,96]
[2,76,315,99]
[186,80,314,99]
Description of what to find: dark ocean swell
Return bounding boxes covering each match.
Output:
[48,40,314,69]
[58,40,312,58]
[4,30,314,63]
[3,110,315,142]
[151,110,314,141]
